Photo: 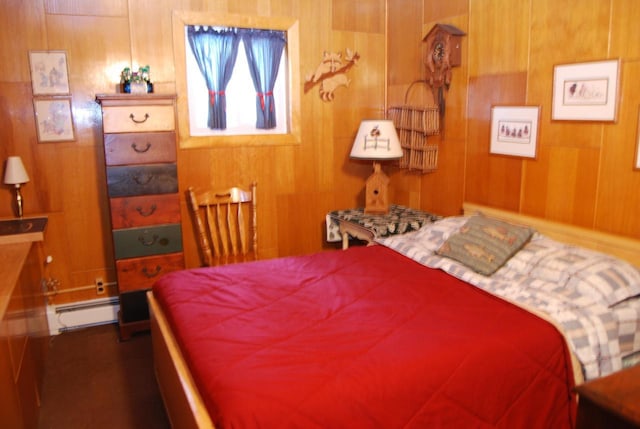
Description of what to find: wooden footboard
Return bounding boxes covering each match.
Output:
[147,291,215,429]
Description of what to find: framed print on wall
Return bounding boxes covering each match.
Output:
[552,59,619,122]
[490,106,540,158]
[33,97,76,143]
[28,50,70,95]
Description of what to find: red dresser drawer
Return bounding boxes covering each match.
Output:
[104,132,176,166]
[116,252,185,293]
[110,194,181,228]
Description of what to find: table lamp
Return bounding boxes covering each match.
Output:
[4,156,30,218]
[350,119,403,214]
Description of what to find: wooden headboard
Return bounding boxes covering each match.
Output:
[463,203,640,268]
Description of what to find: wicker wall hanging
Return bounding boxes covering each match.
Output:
[387,23,465,174]
[387,80,440,173]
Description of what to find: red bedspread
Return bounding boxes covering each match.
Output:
[153,245,576,428]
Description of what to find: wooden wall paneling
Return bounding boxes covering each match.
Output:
[521,0,612,227]
[329,30,387,209]
[596,60,640,237]
[34,212,70,304]
[56,146,115,302]
[610,0,640,59]
[128,0,177,87]
[526,145,599,227]
[465,73,527,211]
[386,1,425,211]
[332,0,384,34]
[387,0,422,86]
[423,0,467,23]
[276,191,334,256]
[4,0,639,315]
[44,0,128,16]
[0,0,46,83]
[32,144,66,213]
[468,0,530,76]
[0,82,41,219]
[530,0,611,64]
[518,144,550,219]
[386,1,424,109]
[268,0,301,17]
[45,13,132,95]
[43,11,130,153]
[227,0,261,15]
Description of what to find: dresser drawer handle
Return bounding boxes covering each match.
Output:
[131,142,152,153]
[129,113,150,124]
[135,204,157,217]
[142,265,162,278]
[138,234,159,246]
[132,174,153,185]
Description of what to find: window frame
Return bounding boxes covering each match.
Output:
[172,11,301,148]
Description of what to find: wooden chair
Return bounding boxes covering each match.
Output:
[187,182,257,267]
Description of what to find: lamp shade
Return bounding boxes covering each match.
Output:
[350,119,403,160]
[4,156,30,185]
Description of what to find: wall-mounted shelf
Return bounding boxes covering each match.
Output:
[0,217,47,245]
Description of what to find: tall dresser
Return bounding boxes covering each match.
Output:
[96,94,184,340]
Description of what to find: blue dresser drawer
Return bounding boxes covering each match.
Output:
[107,164,178,197]
[113,223,182,259]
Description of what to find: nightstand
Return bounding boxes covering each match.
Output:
[326,204,441,249]
[575,364,640,429]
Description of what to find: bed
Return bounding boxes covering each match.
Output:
[148,203,640,429]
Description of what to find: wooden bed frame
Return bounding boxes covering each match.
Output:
[148,203,640,429]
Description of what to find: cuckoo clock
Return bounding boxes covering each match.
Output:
[423,24,465,118]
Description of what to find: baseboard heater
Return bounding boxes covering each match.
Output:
[46,296,120,335]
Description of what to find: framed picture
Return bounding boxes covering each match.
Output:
[28,50,70,95]
[33,97,76,143]
[552,59,619,121]
[490,106,540,158]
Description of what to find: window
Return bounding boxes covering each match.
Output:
[186,26,287,136]
[173,12,301,148]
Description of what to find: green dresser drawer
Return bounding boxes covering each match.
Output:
[113,223,182,259]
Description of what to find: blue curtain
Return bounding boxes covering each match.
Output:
[241,29,286,129]
[187,26,240,130]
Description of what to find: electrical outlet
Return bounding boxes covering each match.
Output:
[95,277,105,295]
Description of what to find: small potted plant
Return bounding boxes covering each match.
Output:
[121,65,153,93]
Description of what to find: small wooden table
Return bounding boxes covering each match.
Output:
[326,205,440,249]
[575,364,640,429]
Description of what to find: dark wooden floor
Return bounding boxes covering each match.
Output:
[38,323,170,429]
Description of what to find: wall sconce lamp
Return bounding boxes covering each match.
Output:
[4,156,30,218]
[350,120,403,214]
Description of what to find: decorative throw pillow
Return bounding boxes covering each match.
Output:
[436,215,534,276]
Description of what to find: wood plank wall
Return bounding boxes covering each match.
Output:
[0,0,387,305]
[388,0,640,238]
[1,0,639,307]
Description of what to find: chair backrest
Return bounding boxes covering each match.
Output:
[187,182,257,267]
